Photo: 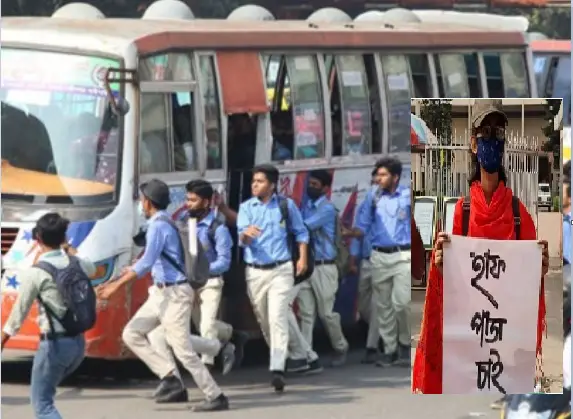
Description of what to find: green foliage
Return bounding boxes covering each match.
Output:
[419,99,453,145]
[494,7,571,39]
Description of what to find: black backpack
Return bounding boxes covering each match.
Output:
[461,195,521,239]
[35,256,97,335]
[279,196,315,284]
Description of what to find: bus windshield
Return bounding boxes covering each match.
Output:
[1,48,122,205]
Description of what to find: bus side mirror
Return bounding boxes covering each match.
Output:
[104,67,137,116]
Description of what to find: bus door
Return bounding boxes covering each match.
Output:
[215,50,268,334]
[137,52,204,314]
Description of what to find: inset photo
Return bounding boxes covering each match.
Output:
[410,98,564,395]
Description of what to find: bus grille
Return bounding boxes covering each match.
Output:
[1,228,19,255]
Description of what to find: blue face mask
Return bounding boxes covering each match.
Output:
[477,137,504,174]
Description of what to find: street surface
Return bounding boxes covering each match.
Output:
[2,348,500,419]
[411,268,565,393]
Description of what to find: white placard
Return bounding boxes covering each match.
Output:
[444,200,457,235]
[387,73,409,91]
[414,199,436,247]
[341,71,363,87]
[187,217,198,256]
[442,235,542,394]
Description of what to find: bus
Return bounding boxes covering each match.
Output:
[0,1,535,359]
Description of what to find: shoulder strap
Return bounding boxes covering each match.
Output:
[512,196,521,240]
[279,196,289,225]
[33,260,62,334]
[462,196,471,237]
[155,216,186,274]
[208,218,223,248]
[34,260,58,279]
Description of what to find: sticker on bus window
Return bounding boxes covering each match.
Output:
[448,72,462,86]
[6,89,51,106]
[294,57,312,71]
[341,71,363,87]
[387,74,409,91]
[296,132,318,147]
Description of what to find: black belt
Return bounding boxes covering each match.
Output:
[246,260,289,270]
[155,280,188,289]
[363,257,371,261]
[208,275,221,279]
[373,245,411,254]
[315,260,336,266]
[40,332,78,341]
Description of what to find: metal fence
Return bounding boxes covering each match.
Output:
[411,129,542,226]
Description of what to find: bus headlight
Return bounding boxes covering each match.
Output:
[89,257,116,286]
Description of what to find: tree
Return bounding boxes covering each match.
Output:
[420,99,453,145]
[541,99,562,172]
[494,7,571,39]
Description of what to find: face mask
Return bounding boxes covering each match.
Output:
[188,207,208,219]
[477,137,504,174]
[307,186,322,201]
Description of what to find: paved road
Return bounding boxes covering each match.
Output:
[1,350,500,419]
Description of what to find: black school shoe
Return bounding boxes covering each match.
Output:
[271,371,285,393]
[154,376,189,403]
[192,394,230,412]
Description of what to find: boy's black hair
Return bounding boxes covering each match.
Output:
[253,164,279,185]
[186,179,214,200]
[375,156,402,179]
[33,213,70,249]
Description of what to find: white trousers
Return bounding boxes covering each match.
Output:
[190,277,233,364]
[245,262,293,372]
[371,250,411,354]
[287,283,319,362]
[122,284,222,400]
[296,264,348,353]
[357,258,380,349]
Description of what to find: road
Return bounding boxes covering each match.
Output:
[2,350,500,419]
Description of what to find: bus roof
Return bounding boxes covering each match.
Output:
[530,39,571,54]
[2,17,526,58]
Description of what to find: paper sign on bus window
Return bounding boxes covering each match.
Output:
[341,71,363,87]
[293,57,311,71]
[448,72,462,87]
[387,74,409,91]
[6,90,51,107]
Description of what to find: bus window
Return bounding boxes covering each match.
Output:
[380,54,412,153]
[435,54,470,98]
[463,53,481,97]
[139,92,196,174]
[483,52,504,98]
[484,52,530,98]
[284,55,325,160]
[500,52,530,98]
[548,56,571,125]
[199,55,222,170]
[140,53,194,81]
[325,54,342,156]
[364,54,382,154]
[534,55,550,95]
[408,54,432,97]
[334,54,372,156]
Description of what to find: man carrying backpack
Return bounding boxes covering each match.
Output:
[345,157,411,368]
[1,213,96,419]
[296,169,349,367]
[237,164,310,393]
[148,179,235,371]
[96,179,232,411]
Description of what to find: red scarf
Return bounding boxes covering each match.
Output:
[412,182,546,394]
